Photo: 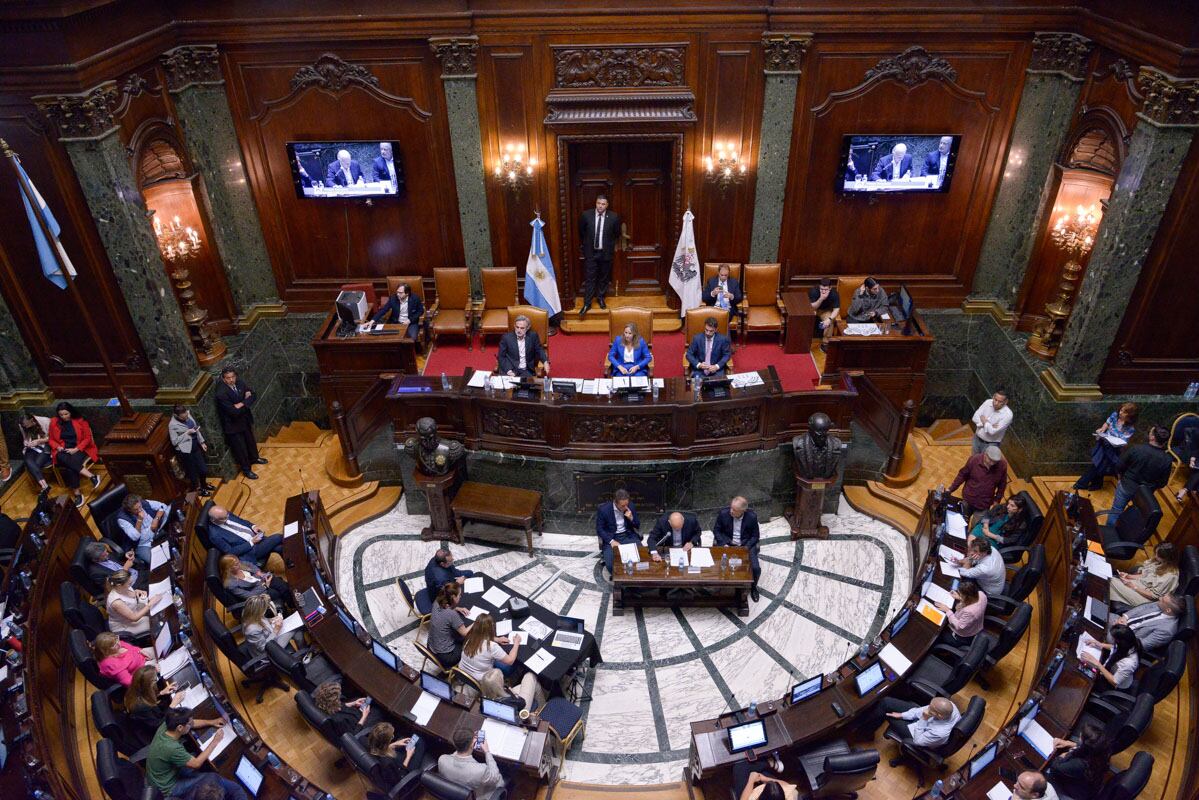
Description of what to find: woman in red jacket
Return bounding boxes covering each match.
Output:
[48,401,100,506]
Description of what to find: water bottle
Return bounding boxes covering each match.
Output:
[172,587,184,612]
[232,717,248,741]
[693,375,702,401]
[201,670,215,693]
[179,631,192,652]
[266,750,282,769]
[721,552,729,574]
[440,372,450,390]
[929,779,944,798]
[625,558,634,574]
[858,641,870,659]
[1072,528,1086,553]
[748,699,757,717]
[934,484,945,503]
[652,381,659,401]
[1184,381,1198,399]
[543,374,551,397]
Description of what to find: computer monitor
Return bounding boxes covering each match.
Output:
[335,290,368,326]
[854,662,886,697]
[968,743,998,779]
[789,675,823,705]
[891,284,915,321]
[372,640,399,671]
[235,755,265,796]
[727,719,768,753]
[420,671,452,701]
[890,608,911,637]
[481,698,519,725]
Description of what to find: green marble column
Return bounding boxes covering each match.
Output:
[970,33,1092,313]
[749,34,811,263]
[34,83,199,391]
[431,36,492,293]
[1050,68,1199,390]
[0,289,47,402]
[161,45,281,319]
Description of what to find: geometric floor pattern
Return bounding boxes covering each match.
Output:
[336,495,911,785]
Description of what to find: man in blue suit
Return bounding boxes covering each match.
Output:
[649,511,702,556]
[597,489,642,577]
[206,504,283,567]
[702,263,742,321]
[870,143,912,181]
[686,316,731,378]
[371,141,403,190]
[424,548,474,599]
[712,496,762,602]
[325,149,364,187]
[923,136,953,183]
[372,282,423,339]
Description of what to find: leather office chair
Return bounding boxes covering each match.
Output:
[1094,640,1185,711]
[339,732,428,798]
[89,483,130,547]
[96,738,148,800]
[71,627,118,691]
[1096,751,1153,800]
[92,689,143,759]
[505,305,550,376]
[265,640,338,693]
[1096,486,1161,562]
[478,268,520,349]
[603,306,655,377]
[989,543,1044,616]
[798,739,880,798]
[431,268,475,351]
[886,695,985,786]
[385,275,430,349]
[193,499,216,552]
[1179,545,1199,596]
[62,580,109,641]
[835,276,869,308]
[296,689,346,749]
[203,607,286,703]
[702,262,745,335]
[420,767,507,800]
[681,307,735,374]
[906,634,991,702]
[933,602,1031,690]
[340,282,379,314]
[71,537,124,598]
[742,262,785,346]
[1077,692,1153,755]
[1144,594,1195,665]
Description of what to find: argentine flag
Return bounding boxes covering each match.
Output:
[523,213,562,316]
[13,154,76,290]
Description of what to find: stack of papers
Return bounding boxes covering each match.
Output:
[464,606,487,621]
[845,323,882,336]
[939,561,962,578]
[482,586,511,607]
[937,544,962,562]
[525,648,556,675]
[279,612,305,635]
[466,371,489,388]
[481,718,529,760]
[987,782,1011,800]
[489,375,518,390]
[283,521,299,538]
[690,548,715,568]
[180,684,210,710]
[519,617,552,641]
[149,578,174,614]
[411,692,440,726]
[158,647,191,678]
[1098,433,1128,447]
[617,543,641,564]
[612,376,649,389]
[923,582,956,609]
[945,512,967,539]
[1084,550,1113,579]
[669,548,689,568]
[463,576,485,594]
[730,372,764,388]
[1077,631,1104,663]
[879,642,913,676]
[150,542,171,570]
[916,599,946,626]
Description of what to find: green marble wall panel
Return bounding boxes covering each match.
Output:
[749,74,800,263]
[442,78,492,291]
[0,290,43,394]
[971,74,1083,308]
[63,134,198,390]
[1054,125,1196,386]
[172,85,280,313]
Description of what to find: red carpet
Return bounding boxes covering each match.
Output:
[424,333,820,391]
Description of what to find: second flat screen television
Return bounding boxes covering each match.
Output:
[839,134,961,193]
[288,141,405,199]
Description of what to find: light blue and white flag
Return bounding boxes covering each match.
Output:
[13,155,76,290]
[523,213,562,316]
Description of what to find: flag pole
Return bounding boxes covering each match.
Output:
[0,138,135,417]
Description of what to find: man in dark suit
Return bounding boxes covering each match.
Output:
[325,149,364,187]
[497,314,548,378]
[371,141,403,190]
[596,489,642,577]
[577,194,620,317]
[206,504,283,566]
[215,368,268,480]
[702,263,742,321]
[83,541,146,592]
[712,496,762,602]
[870,143,912,181]
[686,316,731,378]
[649,511,702,557]
[923,136,953,182]
[372,282,423,339]
[424,548,475,599]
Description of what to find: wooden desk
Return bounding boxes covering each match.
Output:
[781,291,816,355]
[822,311,934,408]
[311,312,419,415]
[452,481,543,556]
[611,545,753,616]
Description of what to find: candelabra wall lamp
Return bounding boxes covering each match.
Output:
[1027,204,1101,359]
[494,143,535,197]
[704,141,748,195]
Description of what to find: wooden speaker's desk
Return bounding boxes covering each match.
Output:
[822,312,934,409]
[311,312,419,414]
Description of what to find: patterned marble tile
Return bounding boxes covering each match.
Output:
[578,669,659,755]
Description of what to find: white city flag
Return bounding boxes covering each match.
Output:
[668,209,702,316]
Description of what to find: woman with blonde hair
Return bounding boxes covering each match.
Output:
[105,569,165,639]
[1111,543,1180,608]
[93,631,152,686]
[219,554,293,610]
[457,613,542,710]
[239,594,296,657]
[124,664,220,751]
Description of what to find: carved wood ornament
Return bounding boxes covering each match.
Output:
[290,53,381,94]
[33,82,122,141]
[1027,33,1093,81]
[864,46,958,87]
[545,43,695,126]
[430,36,479,78]
[161,45,224,92]
[570,415,671,444]
[761,34,812,75]
[553,46,685,88]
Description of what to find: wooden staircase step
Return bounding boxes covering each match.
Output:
[558,294,684,334]
[270,421,325,444]
[844,484,922,536]
[924,419,975,445]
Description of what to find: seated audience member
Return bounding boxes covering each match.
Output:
[206,505,283,567]
[846,277,888,323]
[168,405,213,497]
[1112,593,1183,651]
[808,277,841,342]
[1074,403,1138,491]
[373,281,423,340]
[428,582,472,668]
[607,322,652,377]
[94,631,152,686]
[240,595,298,657]
[870,142,911,181]
[1047,724,1112,800]
[685,316,731,379]
[497,314,548,379]
[0,503,19,564]
[84,540,144,591]
[324,149,363,187]
[1111,543,1179,608]
[923,136,954,182]
[105,570,165,640]
[971,389,1013,455]
[438,726,505,796]
[457,613,542,710]
[145,707,243,800]
[733,761,798,800]
[116,492,169,565]
[597,489,643,577]
[1080,623,1139,690]
[312,679,382,738]
[1109,424,1171,524]
[1011,770,1060,800]
[124,664,185,751]
[955,537,1006,599]
[856,696,960,747]
[424,548,475,600]
[713,496,762,602]
[934,579,987,646]
[367,722,427,788]
[703,263,742,320]
[650,511,702,557]
[19,411,53,502]
[968,494,1031,546]
[373,141,401,187]
[947,446,1009,518]
[48,401,101,507]
[220,554,293,610]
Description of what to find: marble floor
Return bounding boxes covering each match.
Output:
[335,495,911,786]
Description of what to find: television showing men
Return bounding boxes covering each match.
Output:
[841,134,958,193]
[372,141,405,191]
[325,149,364,187]
[289,141,404,199]
[871,143,911,181]
[923,135,953,183]
[686,316,731,378]
[497,314,548,378]
[578,194,620,317]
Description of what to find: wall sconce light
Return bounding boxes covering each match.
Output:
[494,143,535,197]
[1027,203,1102,360]
[704,141,748,194]
[153,213,202,263]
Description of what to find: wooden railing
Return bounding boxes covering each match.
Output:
[329,371,395,476]
[844,370,919,479]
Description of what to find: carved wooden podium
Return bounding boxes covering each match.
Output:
[416,462,464,543]
[790,471,830,540]
[98,412,186,500]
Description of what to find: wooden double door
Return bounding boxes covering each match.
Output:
[567,140,673,296]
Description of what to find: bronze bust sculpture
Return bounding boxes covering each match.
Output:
[792,412,844,480]
[404,417,465,476]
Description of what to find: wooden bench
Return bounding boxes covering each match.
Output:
[451,481,543,556]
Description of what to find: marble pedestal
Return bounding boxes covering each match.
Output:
[790,474,830,540]
[415,465,462,542]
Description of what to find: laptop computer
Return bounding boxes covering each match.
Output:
[481,698,519,725]
[235,755,264,796]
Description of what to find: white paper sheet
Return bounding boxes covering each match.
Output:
[616,542,641,564]
[149,577,172,600]
[463,576,485,594]
[845,323,882,336]
[205,726,235,761]
[283,521,299,538]
[1084,550,1113,579]
[611,376,631,389]
[278,611,305,635]
[986,781,1011,800]
[154,623,173,658]
[180,684,210,710]
[730,371,765,388]
[652,378,665,388]
[519,617,553,641]
[525,648,556,675]
[581,380,600,395]
[150,592,173,615]
[495,620,513,637]
[879,642,913,676]
[411,691,440,726]
[690,548,715,568]
[0,665,8,684]
[916,599,946,626]
[150,542,171,570]
[945,511,967,539]
[481,718,529,761]
[923,582,956,609]
[159,647,191,678]
[669,548,689,568]
[466,371,489,388]
[1020,717,1055,759]
[629,376,649,389]
[939,561,962,578]
[1100,433,1128,447]
[489,375,516,390]
[464,606,487,621]
[1076,631,1104,663]
[937,544,961,562]
[481,586,511,608]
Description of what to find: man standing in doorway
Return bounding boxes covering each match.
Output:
[578,194,620,317]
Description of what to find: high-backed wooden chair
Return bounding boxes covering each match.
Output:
[681,307,733,373]
[603,306,654,376]
[742,262,785,346]
[477,268,519,349]
[383,275,429,348]
[507,305,550,376]
[703,262,746,337]
[430,268,474,350]
[836,275,870,310]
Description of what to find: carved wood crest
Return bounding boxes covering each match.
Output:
[570,415,670,444]
[1136,67,1199,128]
[482,407,544,440]
[545,43,695,126]
[553,46,685,89]
[290,54,380,94]
[864,46,958,87]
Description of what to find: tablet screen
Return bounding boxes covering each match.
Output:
[372,640,398,670]
[890,608,911,637]
[235,755,264,796]
[855,662,885,696]
[968,743,997,779]
[420,672,452,701]
[790,676,822,704]
[727,720,767,753]
[482,698,518,724]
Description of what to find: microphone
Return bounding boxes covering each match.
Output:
[653,529,675,549]
[723,690,743,724]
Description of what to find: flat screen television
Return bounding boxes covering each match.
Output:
[838,134,961,193]
[287,141,405,199]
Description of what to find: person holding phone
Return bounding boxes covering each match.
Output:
[438,726,505,796]
[367,722,427,787]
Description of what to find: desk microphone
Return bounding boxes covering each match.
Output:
[723,690,743,725]
[653,530,677,549]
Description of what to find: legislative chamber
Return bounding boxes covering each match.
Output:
[0,2,1197,800]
